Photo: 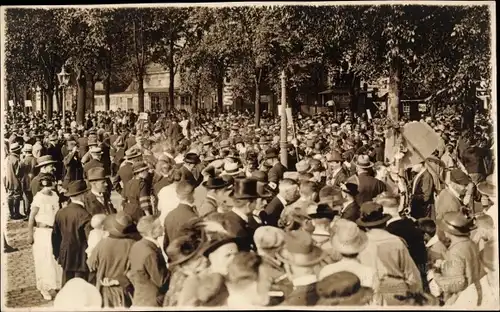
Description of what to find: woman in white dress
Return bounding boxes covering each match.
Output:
[27,173,63,300]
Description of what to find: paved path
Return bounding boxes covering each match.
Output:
[3,191,123,309]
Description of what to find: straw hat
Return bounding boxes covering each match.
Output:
[354,155,374,169]
[438,211,477,237]
[331,219,368,256]
[356,201,392,228]
[316,271,373,306]
[276,230,326,267]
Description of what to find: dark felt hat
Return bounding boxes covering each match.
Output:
[65,180,90,197]
[202,177,231,190]
[230,178,259,200]
[35,155,58,168]
[356,201,392,228]
[184,152,201,165]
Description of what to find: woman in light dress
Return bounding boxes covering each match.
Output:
[27,173,63,300]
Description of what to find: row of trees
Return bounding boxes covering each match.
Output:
[5,5,491,126]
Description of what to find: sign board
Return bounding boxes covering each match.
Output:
[278,105,282,116]
[25,100,32,108]
[286,107,293,126]
[139,112,148,120]
[260,95,270,103]
[8,100,14,107]
[366,109,372,120]
[418,103,427,112]
[331,94,351,108]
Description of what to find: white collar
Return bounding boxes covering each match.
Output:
[425,234,440,248]
[91,190,104,198]
[293,274,317,287]
[143,236,159,248]
[276,194,287,206]
[179,201,195,207]
[232,208,249,223]
[71,199,85,207]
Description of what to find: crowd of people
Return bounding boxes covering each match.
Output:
[2,104,497,308]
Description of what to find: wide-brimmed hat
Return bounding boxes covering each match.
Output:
[265,148,279,159]
[258,136,271,144]
[331,219,368,256]
[296,160,311,173]
[184,152,201,165]
[340,183,359,197]
[316,271,374,306]
[89,146,103,154]
[202,177,230,190]
[309,204,338,220]
[449,168,471,186]
[103,212,134,238]
[276,230,326,267]
[201,135,214,145]
[354,155,374,169]
[438,211,477,237]
[201,232,239,257]
[253,226,285,251]
[356,201,392,228]
[65,180,90,197]
[132,161,149,174]
[124,149,142,160]
[9,142,22,152]
[35,155,58,168]
[166,232,207,267]
[221,162,243,176]
[87,167,109,182]
[230,178,260,200]
[477,175,495,199]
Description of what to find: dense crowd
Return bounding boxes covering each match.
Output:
[2,104,497,308]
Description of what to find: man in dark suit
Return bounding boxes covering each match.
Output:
[83,167,116,216]
[339,182,361,222]
[260,179,300,228]
[347,155,386,206]
[222,178,263,251]
[162,181,198,252]
[83,146,105,179]
[409,162,435,219]
[265,148,287,192]
[20,144,37,219]
[46,133,64,181]
[77,130,89,158]
[114,150,142,193]
[52,180,92,286]
[376,193,428,292]
[62,138,84,190]
[179,152,203,188]
[129,215,170,307]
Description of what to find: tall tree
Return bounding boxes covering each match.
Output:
[121,8,161,112]
[5,8,66,120]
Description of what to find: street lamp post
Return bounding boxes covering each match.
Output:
[280,70,288,168]
[57,66,70,130]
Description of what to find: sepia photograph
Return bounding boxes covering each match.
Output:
[0,1,497,310]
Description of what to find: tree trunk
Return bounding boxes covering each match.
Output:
[104,74,111,111]
[387,58,401,122]
[217,74,224,113]
[24,87,29,114]
[77,69,87,125]
[90,75,95,112]
[255,84,261,127]
[462,81,476,131]
[168,44,175,110]
[138,73,145,112]
[46,87,54,121]
[85,72,94,113]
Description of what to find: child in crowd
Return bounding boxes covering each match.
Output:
[86,214,109,259]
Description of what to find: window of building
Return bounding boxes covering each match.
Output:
[158,79,163,86]
[403,103,411,115]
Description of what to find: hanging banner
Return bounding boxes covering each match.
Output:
[8,100,14,107]
[25,100,32,107]
[366,109,372,120]
[138,112,148,120]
